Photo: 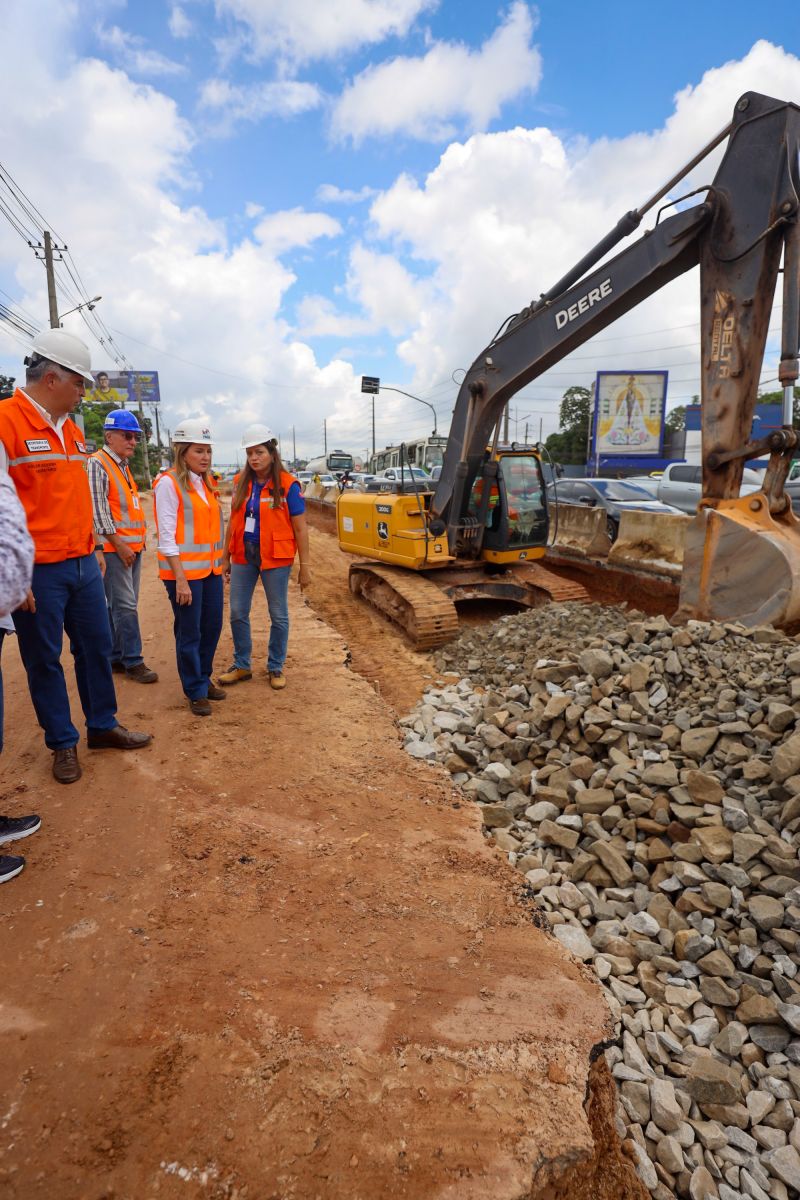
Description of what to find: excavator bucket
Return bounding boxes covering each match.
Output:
[677,495,800,627]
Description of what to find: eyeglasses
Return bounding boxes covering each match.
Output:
[113,431,139,440]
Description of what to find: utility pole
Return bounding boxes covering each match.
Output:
[42,231,60,329]
[292,425,297,468]
[524,422,529,444]
[154,405,163,465]
[132,374,152,488]
[502,405,509,444]
[324,418,327,454]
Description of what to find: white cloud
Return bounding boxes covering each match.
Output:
[169,4,193,38]
[198,76,323,129]
[95,23,187,77]
[213,0,437,66]
[316,183,377,205]
[252,209,342,255]
[357,41,800,440]
[331,1,541,144]
[295,295,373,339]
[0,2,362,463]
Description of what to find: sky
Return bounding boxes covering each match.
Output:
[0,0,799,466]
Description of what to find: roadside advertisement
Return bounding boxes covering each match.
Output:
[86,370,161,406]
[593,370,667,457]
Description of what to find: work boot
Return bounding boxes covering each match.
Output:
[188,697,212,717]
[206,684,227,701]
[86,725,153,750]
[269,671,286,690]
[125,663,159,684]
[218,667,252,686]
[53,746,82,784]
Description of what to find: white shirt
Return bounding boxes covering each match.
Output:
[154,470,209,558]
[0,389,70,472]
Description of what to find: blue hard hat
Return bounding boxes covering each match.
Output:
[103,409,141,433]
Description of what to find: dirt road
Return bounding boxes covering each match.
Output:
[0,510,644,1199]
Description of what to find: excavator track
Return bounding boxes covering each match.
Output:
[516,561,594,604]
[349,564,460,649]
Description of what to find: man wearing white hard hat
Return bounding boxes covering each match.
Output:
[219,423,310,690]
[153,419,226,716]
[87,409,158,684]
[0,331,152,783]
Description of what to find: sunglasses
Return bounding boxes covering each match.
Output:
[114,431,140,440]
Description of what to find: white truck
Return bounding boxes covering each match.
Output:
[628,463,764,514]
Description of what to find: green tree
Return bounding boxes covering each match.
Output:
[757,386,800,425]
[0,374,15,399]
[665,405,686,433]
[544,385,591,465]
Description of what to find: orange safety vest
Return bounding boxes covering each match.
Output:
[0,388,93,564]
[154,468,224,580]
[228,470,299,568]
[91,448,146,553]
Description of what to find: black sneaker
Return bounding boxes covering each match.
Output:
[0,814,41,845]
[0,854,24,883]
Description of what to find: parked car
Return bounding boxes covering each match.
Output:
[547,478,683,542]
[655,463,762,513]
[429,465,442,482]
[377,466,431,484]
[347,472,376,489]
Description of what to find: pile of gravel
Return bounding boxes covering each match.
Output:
[401,603,800,1200]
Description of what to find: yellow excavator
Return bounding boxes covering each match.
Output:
[337,92,800,647]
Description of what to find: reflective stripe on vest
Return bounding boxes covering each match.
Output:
[155,470,224,580]
[92,449,146,553]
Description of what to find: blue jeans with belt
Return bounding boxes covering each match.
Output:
[164,573,223,700]
[229,562,291,673]
[12,554,117,750]
[103,549,144,668]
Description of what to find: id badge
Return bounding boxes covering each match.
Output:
[131,494,141,510]
[244,516,256,533]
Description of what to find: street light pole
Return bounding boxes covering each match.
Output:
[60,295,102,324]
[378,384,438,434]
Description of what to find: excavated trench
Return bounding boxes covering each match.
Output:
[302,510,654,1198]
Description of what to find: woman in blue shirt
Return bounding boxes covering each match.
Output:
[219,425,310,689]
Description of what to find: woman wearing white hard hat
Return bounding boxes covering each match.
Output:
[219,425,310,689]
[153,420,226,716]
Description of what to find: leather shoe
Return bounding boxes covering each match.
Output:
[86,725,152,750]
[207,684,226,701]
[53,746,82,784]
[189,698,212,717]
[125,663,159,684]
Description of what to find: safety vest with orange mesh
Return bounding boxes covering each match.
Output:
[91,448,146,553]
[0,388,94,563]
[227,469,299,569]
[154,468,224,580]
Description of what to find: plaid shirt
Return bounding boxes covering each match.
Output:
[86,446,136,540]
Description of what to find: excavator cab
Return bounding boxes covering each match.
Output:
[465,450,549,564]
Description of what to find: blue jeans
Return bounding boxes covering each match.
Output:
[103,549,143,668]
[229,563,290,673]
[164,574,223,700]
[13,554,117,750]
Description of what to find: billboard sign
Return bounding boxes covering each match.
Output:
[593,370,667,458]
[87,370,161,406]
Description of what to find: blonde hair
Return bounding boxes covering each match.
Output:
[173,443,214,491]
[231,439,286,512]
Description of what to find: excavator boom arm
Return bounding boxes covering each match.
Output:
[433,92,800,574]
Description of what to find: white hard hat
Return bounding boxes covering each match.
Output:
[241,423,275,449]
[28,328,93,383]
[172,418,214,446]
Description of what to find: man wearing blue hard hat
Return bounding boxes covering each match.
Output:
[86,408,158,683]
